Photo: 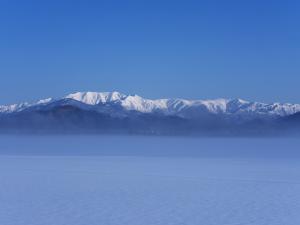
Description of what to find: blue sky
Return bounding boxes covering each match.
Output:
[0,0,299,104]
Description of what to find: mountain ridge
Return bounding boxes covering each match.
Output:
[0,91,299,135]
[1,91,300,118]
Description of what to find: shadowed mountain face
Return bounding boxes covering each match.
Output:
[278,112,300,134]
[0,104,293,136]
[0,104,185,134]
[285,112,300,123]
[0,91,299,136]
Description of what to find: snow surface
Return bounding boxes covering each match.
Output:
[1,91,300,118]
[0,98,53,113]
[0,136,300,225]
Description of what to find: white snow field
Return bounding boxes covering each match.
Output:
[0,136,300,225]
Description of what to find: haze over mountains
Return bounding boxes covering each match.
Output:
[0,91,299,136]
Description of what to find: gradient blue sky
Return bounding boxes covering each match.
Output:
[0,0,299,104]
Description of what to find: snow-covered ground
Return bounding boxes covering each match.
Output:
[0,136,300,225]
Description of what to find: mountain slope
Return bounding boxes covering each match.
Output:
[279,112,300,133]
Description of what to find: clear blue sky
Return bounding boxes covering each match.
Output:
[0,0,299,104]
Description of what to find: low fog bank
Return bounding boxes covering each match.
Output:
[0,135,299,159]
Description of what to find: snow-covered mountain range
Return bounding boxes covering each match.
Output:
[1,91,300,119]
[0,91,299,135]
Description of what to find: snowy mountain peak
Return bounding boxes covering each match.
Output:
[228,98,249,105]
[65,91,127,105]
[36,98,54,105]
